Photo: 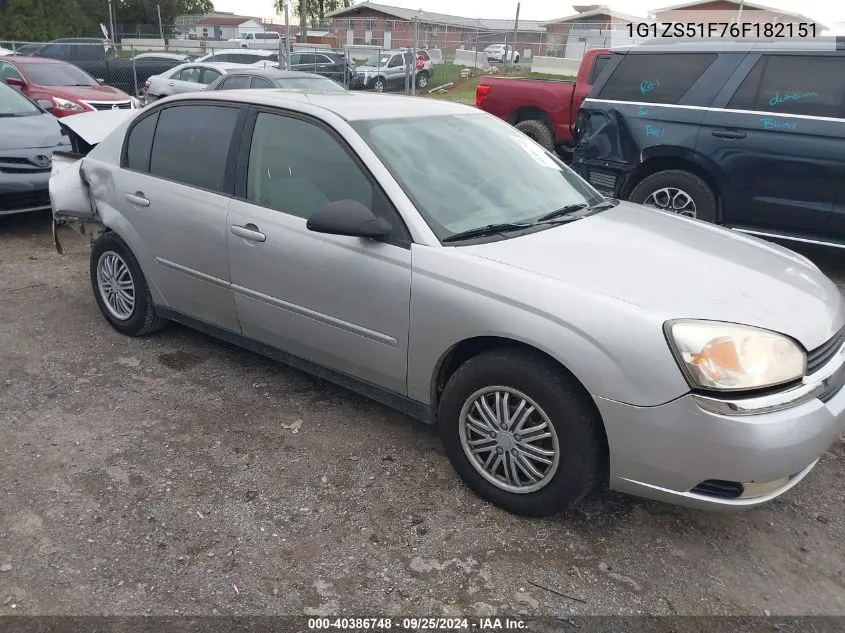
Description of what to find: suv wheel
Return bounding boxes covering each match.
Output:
[90,233,167,337]
[416,72,429,89]
[438,348,606,517]
[372,77,386,92]
[515,119,555,152]
[629,170,717,222]
[514,54,520,63]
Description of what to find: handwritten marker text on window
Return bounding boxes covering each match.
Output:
[760,118,797,131]
[645,125,664,137]
[640,79,659,95]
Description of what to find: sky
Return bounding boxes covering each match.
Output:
[212,0,844,25]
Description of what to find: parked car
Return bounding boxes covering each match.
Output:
[206,68,346,92]
[0,81,70,216]
[484,43,520,63]
[133,52,196,63]
[476,48,612,153]
[0,55,140,117]
[0,46,16,56]
[24,38,182,96]
[143,62,244,103]
[574,39,845,248]
[227,31,283,49]
[49,90,845,517]
[287,51,356,85]
[352,49,432,91]
[195,49,279,65]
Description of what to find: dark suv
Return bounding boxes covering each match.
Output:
[573,39,845,249]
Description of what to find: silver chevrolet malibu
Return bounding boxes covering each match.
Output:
[49,91,845,517]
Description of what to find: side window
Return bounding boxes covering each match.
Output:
[178,67,200,82]
[39,43,71,59]
[290,53,302,65]
[230,53,260,64]
[728,55,845,118]
[246,112,373,219]
[597,53,717,104]
[0,62,22,81]
[298,53,316,65]
[124,111,159,172]
[221,75,251,89]
[388,55,403,68]
[589,55,612,85]
[199,68,221,85]
[149,105,240,192]
[317,55,334,64]
[250,77,273,88]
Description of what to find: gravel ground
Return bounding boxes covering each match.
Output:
[1,212,844,617]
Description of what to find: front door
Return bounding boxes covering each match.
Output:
[697,53,845,237]
[109,102,243,331]
[227,109,412,394]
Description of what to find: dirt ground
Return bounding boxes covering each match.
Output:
[1,211,844,617]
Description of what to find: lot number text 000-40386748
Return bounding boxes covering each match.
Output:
[626,22,818,39]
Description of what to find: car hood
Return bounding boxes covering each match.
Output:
[41,85,131,101]
[462,201,845,351]
[0,113,65,150]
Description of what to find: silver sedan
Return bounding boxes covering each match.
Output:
[142,62,244,103]
[49,92,845,517]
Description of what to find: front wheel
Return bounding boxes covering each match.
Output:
[438,348,606,517]
[372,77,386,92]
[628,169,717,222]
[90,233,167,337]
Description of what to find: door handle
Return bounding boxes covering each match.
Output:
[125,192,150,207]
[168,81,175,86]
[230,224,266,242]
[711,129,746,139]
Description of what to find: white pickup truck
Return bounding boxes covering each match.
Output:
[226,31,282,49]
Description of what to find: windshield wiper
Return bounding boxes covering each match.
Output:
[442,222,534,243]
[536,199,619,223]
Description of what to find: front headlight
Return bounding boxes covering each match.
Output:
[665,320,806,391]
[52,97,86,112]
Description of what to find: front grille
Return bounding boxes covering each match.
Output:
[86,101,132,111]
[806,325,845,375]
[587,169,617,191]
[690,479,744,499]
[0,190,50,212]
[0,156,50,174]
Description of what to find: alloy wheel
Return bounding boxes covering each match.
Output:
[643,187,697,218]
[96,251,136,321]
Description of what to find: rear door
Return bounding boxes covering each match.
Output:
[108,102,245,331]
[169,66,203,94]
[697,52,845,237]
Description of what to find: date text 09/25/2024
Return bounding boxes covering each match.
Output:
[626,22,818,39]
[307,617,527,630]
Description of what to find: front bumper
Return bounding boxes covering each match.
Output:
[595,342,845,510]
[0,170,51,216]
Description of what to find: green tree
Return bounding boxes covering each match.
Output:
[273,0,351,26]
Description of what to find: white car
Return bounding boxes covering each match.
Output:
[132,52,195,63]
[142,62,243,103]
[194,49,279,65]
[484,43,520,63]
[0,46,17,56]
[227,31,282,49]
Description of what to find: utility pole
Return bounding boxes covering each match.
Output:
[284,0,293,69]
[300,0,308,44]
[510,2,520,67]
[107,0,116,42]
[157,3,164,42]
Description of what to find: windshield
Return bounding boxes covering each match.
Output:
[24,63,97,86]
[277,76,346,92]
[363,53,391,67]
[352,114,604,240]
[0,81,40,116]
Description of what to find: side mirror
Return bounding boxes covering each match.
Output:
[37,99,53,112]
[96,78,106,84]
[306,199,392,239]
[4,76,25,89]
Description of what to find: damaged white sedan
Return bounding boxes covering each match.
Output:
[50,91,845,517]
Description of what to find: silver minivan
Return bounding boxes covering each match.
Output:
[49,93,845,517]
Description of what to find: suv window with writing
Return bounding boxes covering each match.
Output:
[246,112,372,219]
[727,55,845,118]
[597,53,717,104]
[125,111,159,172]
[149,105,239,192]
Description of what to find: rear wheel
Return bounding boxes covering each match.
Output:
[438,348,606,517]
[416,71,429,89]
[514,53,520,63]
[90,233,167,337]
[628,169,717,222]
[515,119,555,152]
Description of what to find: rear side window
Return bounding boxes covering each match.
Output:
[124,111,159,172]
[727,55,845,118]
[597,53,717,104]
[589,54,612,84]
[149,105,239,193]
[220,75,251,89]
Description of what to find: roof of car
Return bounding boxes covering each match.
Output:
[0,55,68,65]
[204,48,278,56]
[176,61,246,70]
[220,68,328,78]
[161,90,475,121]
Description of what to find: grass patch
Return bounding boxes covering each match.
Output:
[425,63,574,103]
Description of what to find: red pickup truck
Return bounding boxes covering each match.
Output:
[475,48,613,154]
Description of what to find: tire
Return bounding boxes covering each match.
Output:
[416,71,429,89]
[514,54,520,63]
[515,119,555,152]
[438,348,606,517]
[372,77,386,93]
[90,232,167,337]
[628,169,717,222]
